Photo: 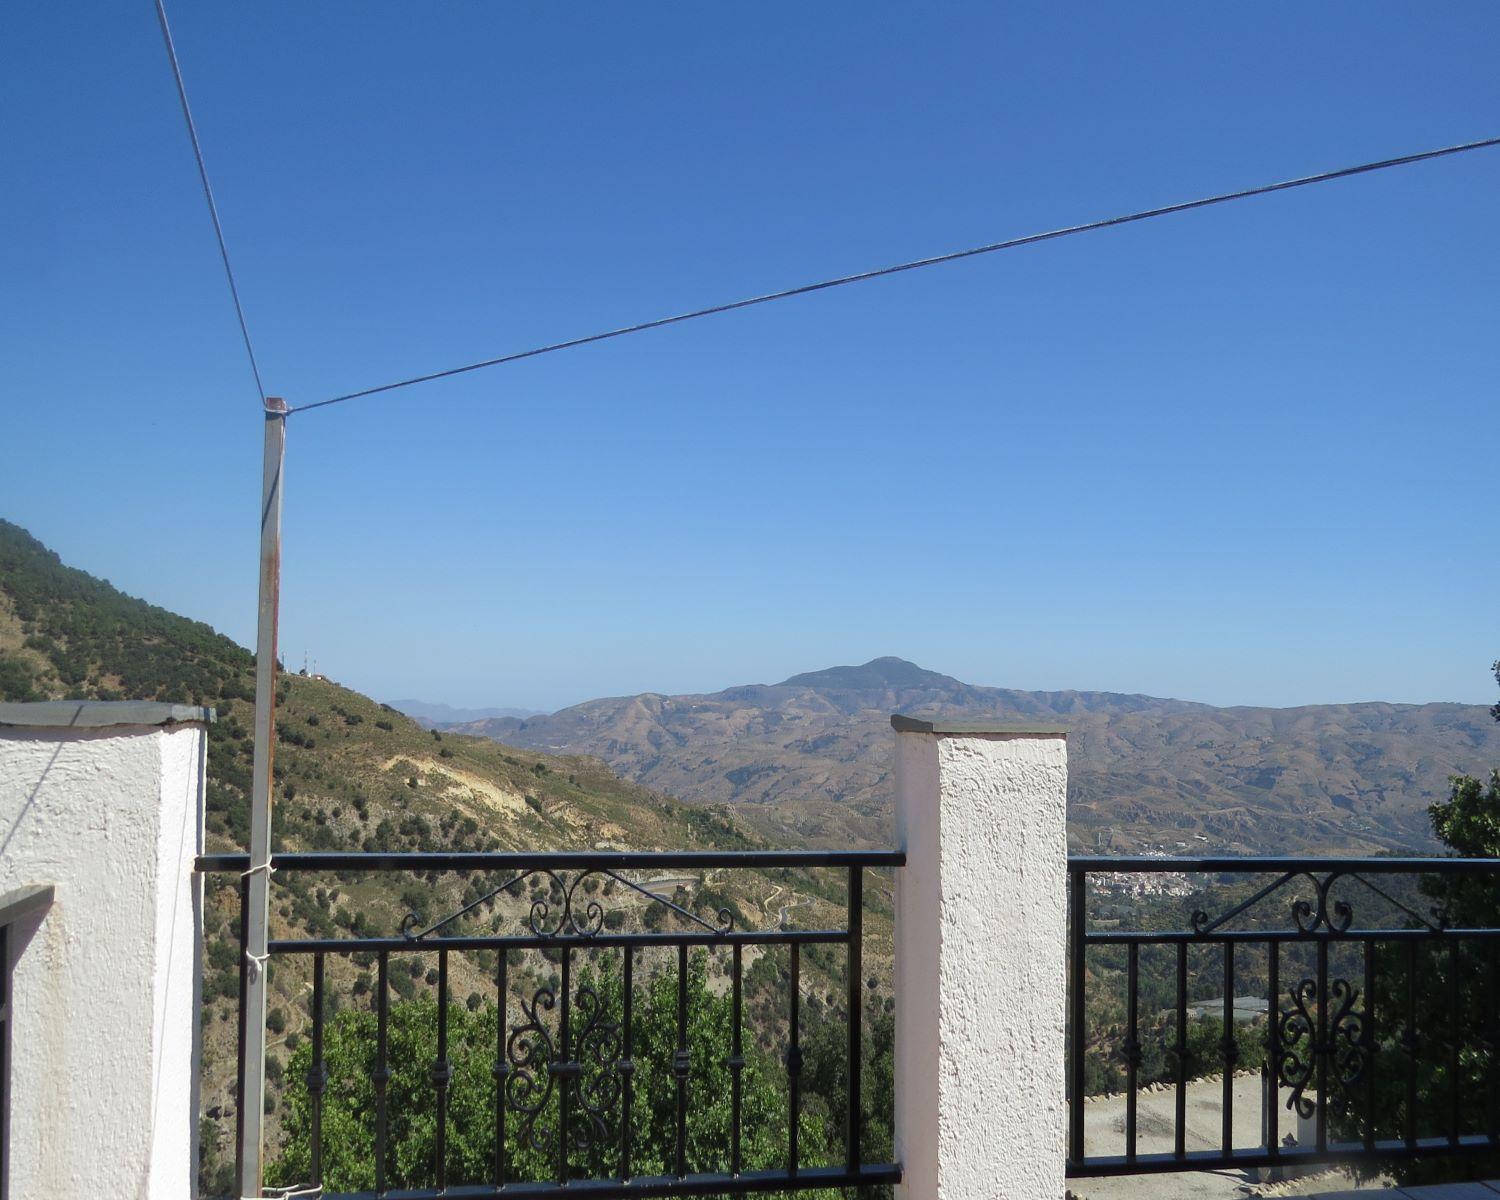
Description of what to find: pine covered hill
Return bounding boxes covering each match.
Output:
[0,521,891,1189]
[0,518,256,708]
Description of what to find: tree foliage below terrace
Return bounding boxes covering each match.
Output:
[1081,763,1500,1186]
[266,951,894,1198]
[1366,668,1500,1185]
[1350,762,1500,1187]
[1299,665,1500,1188]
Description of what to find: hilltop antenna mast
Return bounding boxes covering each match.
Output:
[239,397,287,1195]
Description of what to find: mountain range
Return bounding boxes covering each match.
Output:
[388,698,543,726]
[7,507,1492,860]
[441,656,1500,855]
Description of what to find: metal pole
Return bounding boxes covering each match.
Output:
[238,397,286,1197]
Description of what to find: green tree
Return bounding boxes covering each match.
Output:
[1428,769,1500,861]
[1350,662,1500,1186]
[268,952,840,1195]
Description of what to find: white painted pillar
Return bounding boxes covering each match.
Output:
[0,701,210,1200]
[891,716,1069,1200]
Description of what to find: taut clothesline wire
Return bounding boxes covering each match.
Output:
[148,8,1499,420]
[288,134,1500,416]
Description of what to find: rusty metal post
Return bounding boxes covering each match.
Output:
[237,397,286,1196]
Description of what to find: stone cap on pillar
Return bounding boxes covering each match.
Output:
[890,714,1067,737]
[0,700,217,728]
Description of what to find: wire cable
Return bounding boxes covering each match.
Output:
[153,0,268,408]
[291,135,1500,416]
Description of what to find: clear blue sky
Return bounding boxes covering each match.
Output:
[2,3,1496,713]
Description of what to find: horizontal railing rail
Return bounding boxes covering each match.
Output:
[1069,855,1500,875]
[1066,856,1500,1179]
[199,849,903,1199]
[197,850,907,872]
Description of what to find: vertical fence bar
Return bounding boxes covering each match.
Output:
[234,874,250,1188]
[1221,942,1235,1156]
[1315,938,1328,1152]
[0,925,7,1200]
[559,945,572,1185]
[846,865,863,1174]
[1267,940,1279,1157]
[374,952,390,1195]
[1489,941,1499,1145]
[1363,941,1376,1152]
[1126,940,1139,1164]
[1404,940,1418,1148]
[434,947,450,1190]
[675,943,689,1178]
[788,941,802,1177]
[0,926,7,1200]
[494,949,508,1188]
[309,952,326,1186]
[620,946,634,1181]
[1175,942,1188,1161]
[729,942,744,1177]
[1448,938,1461,1144]
[1068,867,1086,1164]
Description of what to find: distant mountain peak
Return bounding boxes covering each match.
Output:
[779,657,960,691]
[389,698,543,724]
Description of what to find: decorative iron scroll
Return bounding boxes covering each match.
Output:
[495,978,628,1159]
[508,985,558,1152]
[1275,976,1368,1120]
[1277,979,1316,1118]
[1191,870,1445,937]
[391,864,740,1172]
[401,868,736,942]
[573,983,625,1150]
[1328,979,1369,1098]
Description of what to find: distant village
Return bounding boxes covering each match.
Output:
[1088,843,1205,899]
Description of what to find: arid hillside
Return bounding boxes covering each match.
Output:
[449,657,1500,855]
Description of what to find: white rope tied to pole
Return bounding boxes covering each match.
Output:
[240,857,276,979]
[247,1184,322,1199]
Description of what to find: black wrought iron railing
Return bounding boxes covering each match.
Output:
[1066,856,1500,1178]
[197,850,904,1199]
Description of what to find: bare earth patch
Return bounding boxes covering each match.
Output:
[1070,1074,1389,1199]
[382,755,527,816]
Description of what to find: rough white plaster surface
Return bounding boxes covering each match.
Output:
[1,720,205,1199]
[895,730,1069,1200]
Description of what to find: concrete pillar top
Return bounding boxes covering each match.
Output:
[0,700,215,728]
[891,713,1066,736]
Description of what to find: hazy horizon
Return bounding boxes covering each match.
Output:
[380,652,1497,720]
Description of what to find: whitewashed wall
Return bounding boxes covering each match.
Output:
[0,701,209,1200]
[892,716,1069,1200]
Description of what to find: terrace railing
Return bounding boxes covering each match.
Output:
[197,849,904,1199]
[1066,855,1500,1179]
